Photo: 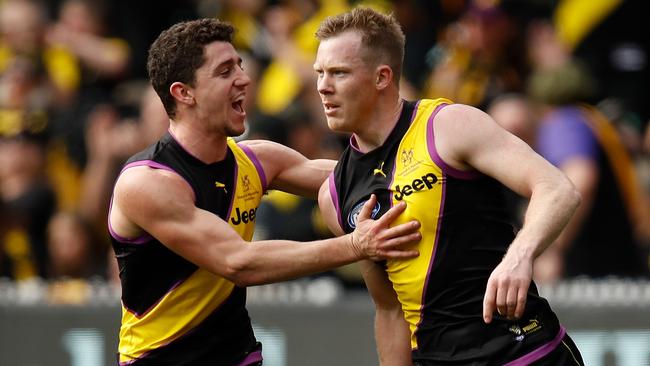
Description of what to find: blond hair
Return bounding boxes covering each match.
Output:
[316,7,405,83]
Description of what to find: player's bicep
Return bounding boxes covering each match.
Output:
[113,168,245,276]
[438,105,563,198]
[114,168,195,239]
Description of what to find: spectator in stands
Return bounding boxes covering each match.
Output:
[489,21,650,282]
[422,0,526,109]
[46,211,102,279]
[0,21,56,280]
[46,210,103,304]
[45,0,131,171]
[0,0,49,72]
[552,0,649,143]
[46,0,130,80]
[0,131,56,280]
[79,85,168,227]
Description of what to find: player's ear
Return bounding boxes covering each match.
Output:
[376,65,393,90]
[170,82,196,107]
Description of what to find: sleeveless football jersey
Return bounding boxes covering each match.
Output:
[109,132,265,365]
[330,99,567,365]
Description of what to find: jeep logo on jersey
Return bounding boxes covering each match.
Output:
[347,200,381,229]
[230,207,257,225]
[394,173,438,201]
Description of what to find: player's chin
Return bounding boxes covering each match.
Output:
[226,118,246,136]
[227,125,246,137]
[326,117,345,132]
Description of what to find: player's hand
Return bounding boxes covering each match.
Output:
[350,194,421,261]
[482,250,533,323]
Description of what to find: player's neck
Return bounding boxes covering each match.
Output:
[168,120,228,164]
[354,96,404,152]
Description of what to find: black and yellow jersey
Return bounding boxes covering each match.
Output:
[330,99,566,365]
[109,132,265,365]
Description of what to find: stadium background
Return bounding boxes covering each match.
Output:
[0,0,649,365]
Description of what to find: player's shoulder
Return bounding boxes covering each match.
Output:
[237,138,275,147]
[433,103,497,134]
[436,102,481,119]
[115,165,192,201]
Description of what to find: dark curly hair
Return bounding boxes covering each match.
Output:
[147,18,234,118]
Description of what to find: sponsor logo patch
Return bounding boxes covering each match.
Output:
[393,172,438,201]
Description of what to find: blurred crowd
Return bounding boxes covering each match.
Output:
[0,0,648,302]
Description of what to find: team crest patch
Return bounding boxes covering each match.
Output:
[347,200,381,229]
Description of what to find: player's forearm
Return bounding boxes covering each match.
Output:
[512,177,581,259]
[223,235,358,286]
[549,159,597,253]
[375,308,412,366]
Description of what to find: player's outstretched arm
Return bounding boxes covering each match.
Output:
[110,168,420,287]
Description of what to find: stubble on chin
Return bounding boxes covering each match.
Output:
[327,117,348,133]
[225,123,246,137]
[325,115,338,128]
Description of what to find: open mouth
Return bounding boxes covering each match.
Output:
[323,102,340,114]
[231,100,245,114]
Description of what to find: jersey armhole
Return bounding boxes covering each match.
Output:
[108,160,193,244]
[426,103,482,180]
[328,173,345,232]
[238,143,268,192]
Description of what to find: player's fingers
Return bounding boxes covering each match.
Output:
[378,248,420,259]
[357,194,377,222]
[376,201,406,226]
[378,220,420,240]
[373,233,421,259]
[514,287,528,320]
[506,286,518,320]
[483,281,497,323]
[495,280,508,318]
[376,234,420,258]
[381,231,421,248]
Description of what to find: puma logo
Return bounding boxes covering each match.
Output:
[215,181,227,193]
[373,162,387,178]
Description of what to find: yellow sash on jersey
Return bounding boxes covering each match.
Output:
[386,98,451,349]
